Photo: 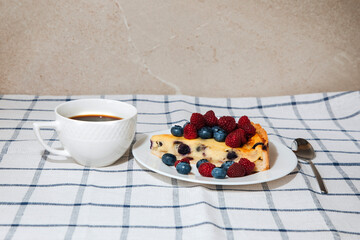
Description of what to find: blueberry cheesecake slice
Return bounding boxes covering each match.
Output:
[150,112,269,173]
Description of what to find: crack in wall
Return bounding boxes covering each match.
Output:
[113,0,181,94]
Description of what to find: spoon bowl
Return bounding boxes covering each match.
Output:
[292,138,328,194]
[292,138,315,160]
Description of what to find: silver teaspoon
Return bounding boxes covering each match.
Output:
[292,138,328,194]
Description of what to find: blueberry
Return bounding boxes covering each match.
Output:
[178,143,190,155]
[183,121,190,128]
[221,160,234,171]
[212,126,224,132]
[196,159,209,169]
[211,167,227,179]
[176,162,192,175]
[198,126,213,139]
[171,125,183,137]
[214,129,227,142]
[162,153,177,166]
[226,151,238,160]
[196,144,206,152]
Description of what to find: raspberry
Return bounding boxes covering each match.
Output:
[218,116,236,133]
[225,131,241,148]
[174,157,193,167]
[238,158,255,175]
[227,162,245,177]
[203,110,218,127]
[196,159,209,169]
[241,123,256,139]
[237,129,248,145]
[238,115,251,127]
[183,123,198,139]
[190,113,206,130]
[198,162,216,177]
[225,129,247,148]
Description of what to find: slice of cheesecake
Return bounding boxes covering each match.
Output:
[150,123,269,172]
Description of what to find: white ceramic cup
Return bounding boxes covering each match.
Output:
[33,99,137,167]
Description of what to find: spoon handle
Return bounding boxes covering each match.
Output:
[309,161,328,194]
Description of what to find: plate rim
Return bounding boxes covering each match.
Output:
[132,129,297,185]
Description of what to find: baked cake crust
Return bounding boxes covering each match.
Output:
[150,123,269,172]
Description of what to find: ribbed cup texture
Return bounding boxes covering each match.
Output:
[60,119,135,141]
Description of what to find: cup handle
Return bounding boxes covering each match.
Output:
[33,122,71,157]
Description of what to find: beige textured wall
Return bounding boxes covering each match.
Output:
[1,0,359,97]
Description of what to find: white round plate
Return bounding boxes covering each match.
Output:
[132,129,297,185]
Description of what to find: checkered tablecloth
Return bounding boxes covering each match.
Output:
[0,92,359,240]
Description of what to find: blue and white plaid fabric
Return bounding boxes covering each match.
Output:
[0,91,359,239]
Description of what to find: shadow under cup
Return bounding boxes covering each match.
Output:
[34,99,137,167]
